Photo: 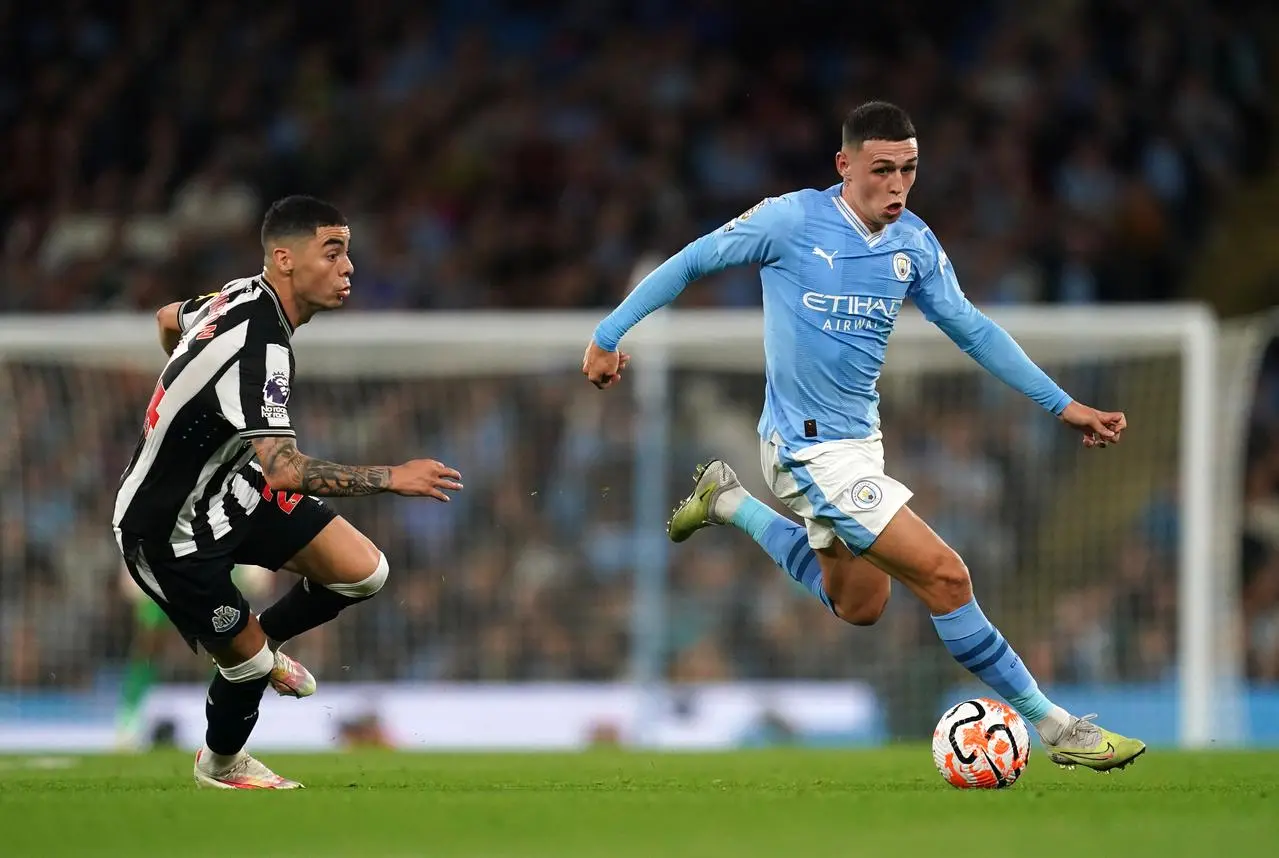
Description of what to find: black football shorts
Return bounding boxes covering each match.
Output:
[117,493,337,653]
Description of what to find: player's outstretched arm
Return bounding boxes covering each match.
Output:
[910,233,1125,450]
[251,437,463,501]
[584,194,800,389]
[583,240,718,388]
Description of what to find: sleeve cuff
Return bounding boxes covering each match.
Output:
[592,325,619,352]
[238,428,296,440]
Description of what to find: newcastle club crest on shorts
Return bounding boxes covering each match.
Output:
[211,605,241,634]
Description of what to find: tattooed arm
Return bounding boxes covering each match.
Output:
[252,436,391,496]
[251,437,462,501]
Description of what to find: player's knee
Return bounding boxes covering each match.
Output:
[840,588,890,626]
[323,551,388,600]
[821,551,892,626]
[925,550,972,614]
[216,640,274,683]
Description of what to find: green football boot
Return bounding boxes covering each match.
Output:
[666,460,741,543]
[1043,714,1147,773]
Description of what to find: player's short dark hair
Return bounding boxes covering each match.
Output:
[842,102,916,149]
[260,195,347,247]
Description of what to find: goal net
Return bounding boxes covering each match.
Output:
[0,305,1242,748]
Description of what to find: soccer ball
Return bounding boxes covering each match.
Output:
[932,697,1031,789]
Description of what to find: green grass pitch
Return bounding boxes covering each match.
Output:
[1,748,1276,857]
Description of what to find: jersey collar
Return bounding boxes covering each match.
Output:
[258,274,295,337]
[830,191,887,248]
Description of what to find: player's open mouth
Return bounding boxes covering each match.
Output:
[886,203,903,214]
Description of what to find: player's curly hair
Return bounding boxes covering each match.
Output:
[261,195,347,247]
[842,102,916,148]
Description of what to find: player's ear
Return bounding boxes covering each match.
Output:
[835,149,849,180]
[270,245,293,274]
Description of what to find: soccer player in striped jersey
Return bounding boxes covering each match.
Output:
[114,195,464,788]
[583,103,1146,772]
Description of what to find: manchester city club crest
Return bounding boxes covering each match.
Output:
[892,252,912,281]
[851,479,883,510]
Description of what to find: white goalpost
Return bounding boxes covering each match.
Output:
[0,303,1244,748]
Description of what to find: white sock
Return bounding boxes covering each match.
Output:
[711,484,749,521]
[200,744,244,773]
[1032,705,1074,744]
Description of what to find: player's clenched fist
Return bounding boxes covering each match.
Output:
[583,340,631,389]
[1058,401,1127,449]
[389,459,464,501]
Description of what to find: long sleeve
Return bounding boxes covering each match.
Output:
[908,232,1072,416]
[592,194,801,350]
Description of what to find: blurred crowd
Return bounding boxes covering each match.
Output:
[0,0,1276,706]
[0,0,1271,312]
[1244,342,1279,681]
[0,355,1184,709]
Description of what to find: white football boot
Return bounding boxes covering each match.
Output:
[193,748,304,790]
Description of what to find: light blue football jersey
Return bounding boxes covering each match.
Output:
[594,184,1070,451]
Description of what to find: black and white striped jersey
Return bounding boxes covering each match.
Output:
[113,275,296,559]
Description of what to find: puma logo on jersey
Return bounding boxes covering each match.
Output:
[812,247,839,268]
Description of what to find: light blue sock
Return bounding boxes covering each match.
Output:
[730,496,833,613]
[932,598,1057,725]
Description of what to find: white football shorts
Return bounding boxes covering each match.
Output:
[760,432,913,554]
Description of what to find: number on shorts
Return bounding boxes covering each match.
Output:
[260,486,303,514]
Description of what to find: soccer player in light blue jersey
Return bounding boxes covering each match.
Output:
[583,102,1145,771]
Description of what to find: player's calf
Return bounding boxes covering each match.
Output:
[259,517,388,647]
[202,623,275,767]
[259,554,388,646]
[834,597,888,626]
[815,541,891,626]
